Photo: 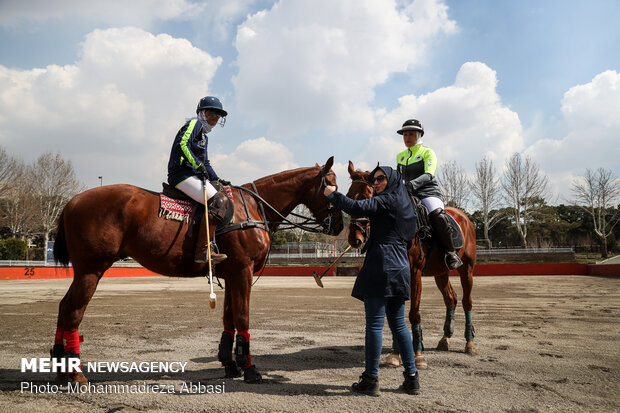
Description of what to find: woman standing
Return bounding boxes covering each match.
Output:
[324,166,420,396]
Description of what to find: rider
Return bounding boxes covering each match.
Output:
[167,96,231,264]
[395,119,462,270]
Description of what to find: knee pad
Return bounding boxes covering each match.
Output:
[207,192,229,223]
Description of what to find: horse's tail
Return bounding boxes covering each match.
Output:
[54,209,70,266]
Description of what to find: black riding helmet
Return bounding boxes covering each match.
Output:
[196,96,228,117]
[397,119,424,136]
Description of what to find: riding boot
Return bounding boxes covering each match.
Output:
[194,192,229,264]
[429,209,463,270]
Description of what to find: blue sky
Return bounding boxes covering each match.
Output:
[1,0,618,208]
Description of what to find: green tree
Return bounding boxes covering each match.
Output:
[0,238,27,260]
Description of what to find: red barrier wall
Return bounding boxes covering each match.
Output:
[1,263,618,281]
[588,264,620,277]
[0,265,336,280]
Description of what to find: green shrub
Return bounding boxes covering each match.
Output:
[0,238,27,260]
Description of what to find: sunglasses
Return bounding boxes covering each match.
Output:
[371,175,387,184]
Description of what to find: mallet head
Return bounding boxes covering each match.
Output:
[312,271,324,288]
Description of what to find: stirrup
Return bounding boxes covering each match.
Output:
[445,252,463,270]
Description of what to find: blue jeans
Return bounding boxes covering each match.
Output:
[363,296,417,378]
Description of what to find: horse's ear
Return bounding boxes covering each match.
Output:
[325,156,334,171]
[348,160,355,176]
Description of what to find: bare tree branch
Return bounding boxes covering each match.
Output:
[27,153,84,248]
[501,153,549,248]
[438,159,470,210]
[469,156,504,248]
[0,146,24,199]
[571,168,620,258]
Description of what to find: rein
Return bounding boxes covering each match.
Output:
[224,169,337,234]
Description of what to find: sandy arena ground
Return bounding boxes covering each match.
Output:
[0,274,618,412]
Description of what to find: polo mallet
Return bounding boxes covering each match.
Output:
[313,245,352,288]
[203,181,217,309]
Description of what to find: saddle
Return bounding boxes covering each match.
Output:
[409,194,464,249]
[160,182,234,232]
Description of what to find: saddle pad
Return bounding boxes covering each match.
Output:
[159,194,193,222]
[445,211,465,249]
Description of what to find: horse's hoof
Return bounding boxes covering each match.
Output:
[465,340,477,355]
[437,336,450,351]
[243,365,262,383]
[414,352,428,370]
[224,362,242,378]
[383,352,401,367]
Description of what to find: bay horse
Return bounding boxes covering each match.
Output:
[344,161,476,369]
[52,157,343,384]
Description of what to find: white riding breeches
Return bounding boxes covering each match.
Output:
[421,196,444,214]
[176,176,217,203]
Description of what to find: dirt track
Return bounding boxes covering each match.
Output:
[0,275,618,412]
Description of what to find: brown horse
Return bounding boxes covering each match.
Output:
[52,157,343,384]
[344,161,476,369]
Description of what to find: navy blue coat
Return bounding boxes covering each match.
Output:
[327,166,417,301]
[167,117,219,187]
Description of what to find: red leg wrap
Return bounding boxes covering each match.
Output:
[237,330,250,341]
[63,330,81,354]
[54,327,64,346]
[224,329,235,338]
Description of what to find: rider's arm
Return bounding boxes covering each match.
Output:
[178,119,203,171]
[406,147,437,191]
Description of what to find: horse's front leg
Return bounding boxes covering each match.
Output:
[458,261,477,355]
[228,267,262,383]
[217,279,242,378]
[408,267,427,369]
[435,272,458,352]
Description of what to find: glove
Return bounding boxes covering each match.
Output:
[196,164,208,181]
[405,180,414,193]
[218,178,231,186]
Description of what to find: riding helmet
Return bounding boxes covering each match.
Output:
[196,96,228,117]
[397,119,424,136]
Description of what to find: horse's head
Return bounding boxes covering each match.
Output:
[345,161,373,249]
[303,156,344,236]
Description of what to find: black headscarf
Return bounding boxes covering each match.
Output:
[369,165,417,245]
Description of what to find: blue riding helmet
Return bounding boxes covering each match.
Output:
[196,96,228,117]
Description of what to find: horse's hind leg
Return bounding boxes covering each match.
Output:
[435,272,458,352]
[217,279,241,378]
[54,271,101,384]
[458,262,476,355]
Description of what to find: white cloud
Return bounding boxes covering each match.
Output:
[354,62,523,173]
[0,0,203,27]
[233,0,456,137]
[0,27,221,189]
[211,137,298,184]
[524,70,620,198]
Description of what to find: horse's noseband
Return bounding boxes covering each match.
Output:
[350,217,370,241]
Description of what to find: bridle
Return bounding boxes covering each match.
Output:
[300,167,339,234]
[349,178,372,243]
[233,166,340,235]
